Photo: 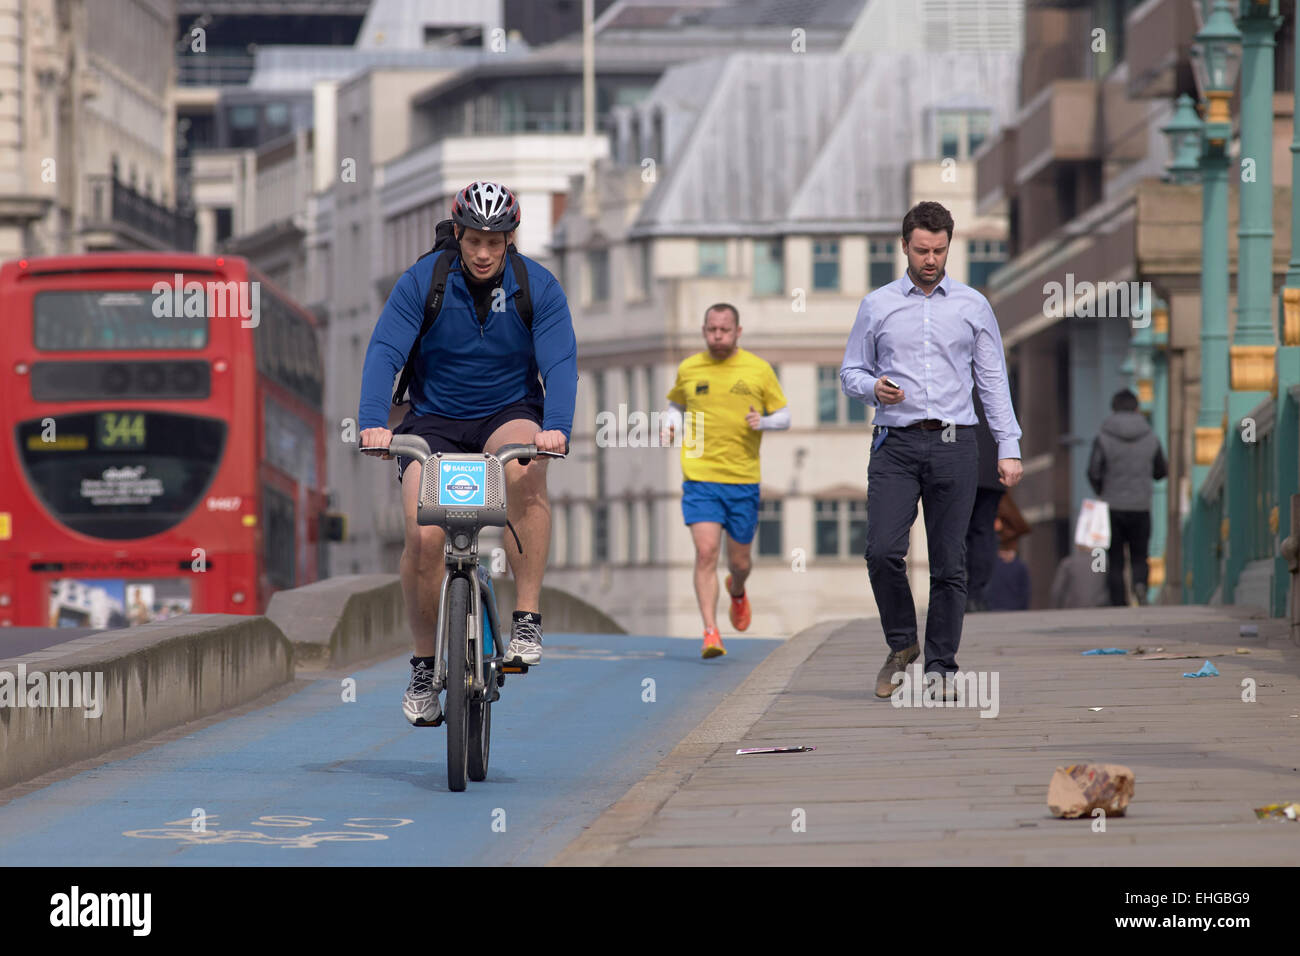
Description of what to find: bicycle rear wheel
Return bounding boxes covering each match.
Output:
[445,575,471,792]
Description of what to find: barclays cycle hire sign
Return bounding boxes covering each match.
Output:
[439,460,487,508]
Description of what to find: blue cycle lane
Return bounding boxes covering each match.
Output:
[0,632,778,866]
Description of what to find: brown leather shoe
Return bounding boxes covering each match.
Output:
[874,642,920,698]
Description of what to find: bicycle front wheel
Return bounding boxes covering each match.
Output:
[468,697,490,781]
[445,574,471,792]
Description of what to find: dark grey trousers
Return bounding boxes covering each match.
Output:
[865,425,979,674]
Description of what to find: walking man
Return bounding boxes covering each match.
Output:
[1087,388,1167,605]
[661,303,789,658]
[840,202,1023,699]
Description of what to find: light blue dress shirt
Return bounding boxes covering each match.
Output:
[839,272,1022,460]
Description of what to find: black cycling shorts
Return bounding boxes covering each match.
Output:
[391,398,544,485]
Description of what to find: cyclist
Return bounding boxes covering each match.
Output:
[660,303,789,658]
[357,181,577,726]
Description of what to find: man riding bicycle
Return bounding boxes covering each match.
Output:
[357,181,577,726]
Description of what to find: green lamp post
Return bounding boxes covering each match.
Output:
[1186,1,1241,602]
[1222,0,1280,604]
[1274,0,1300,616]
[1190,0,1240,482]
[1161,98,1203,601]
[1161,94,1202,185]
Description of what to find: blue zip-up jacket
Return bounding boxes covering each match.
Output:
[358,250,578,439]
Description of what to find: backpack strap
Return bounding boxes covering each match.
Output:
[508,248,533,331]
[392,249,454,406]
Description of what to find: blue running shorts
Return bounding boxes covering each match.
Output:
[681,480,761,545]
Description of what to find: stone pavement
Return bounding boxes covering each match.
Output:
[551,606,1300,865]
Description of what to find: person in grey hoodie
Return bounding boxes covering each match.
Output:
[1086,389,1167,606]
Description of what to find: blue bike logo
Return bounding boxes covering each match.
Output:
[439,461,487,507]
[445,476,479,502]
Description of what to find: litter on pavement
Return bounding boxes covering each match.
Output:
[1048,763,1135,818]
[1082,648,1127,655]
[735,746,816,755]
[1182,660,1220,678]
[1253,802,1300,821]
[1088,707,1104,712]
[1240,624,1259,637]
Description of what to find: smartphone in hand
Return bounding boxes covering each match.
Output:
[881,375,901,390]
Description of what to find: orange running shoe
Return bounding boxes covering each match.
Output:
[725,575,751,631]
[701,625,727,659]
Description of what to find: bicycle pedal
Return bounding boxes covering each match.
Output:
[412,714,444,728]
[501,663,529,674]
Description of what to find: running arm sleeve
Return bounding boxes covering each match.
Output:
[756,406,791,431]
[662,402,685,434]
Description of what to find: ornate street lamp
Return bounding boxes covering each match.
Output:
[1191,0,1243,133]
[1161,94,1203,184]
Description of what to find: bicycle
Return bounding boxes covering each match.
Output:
[361,435,565,792]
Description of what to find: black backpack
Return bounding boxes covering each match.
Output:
[391,218,534,406]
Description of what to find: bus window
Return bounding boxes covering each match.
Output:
[34,291,207,350]
[262,483,295,591]
[254,287,323,409]
[16,411,226,540]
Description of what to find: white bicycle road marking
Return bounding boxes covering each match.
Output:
[122,815,414,850]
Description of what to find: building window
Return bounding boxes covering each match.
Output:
[869,239,896,289]
[647,497,657,563]
[812,239,839,292]
[594,370,607,427]
[628,240,650,300]
[215,208,233,244]
[626,500,637,563]
[565,503,577,566]
[968,239,1007,289]
[818,365,867,424]
[645,364,655,414]
[757,499,782,557]
[753,238,784,295]
[935,110,993,161]
[815,500,840,557]
[848,500,868,557]
[815,498,869,559]
[593,504,609,562]
[938,112,962,160]
[698,239,727,276]
[587,248,610,303]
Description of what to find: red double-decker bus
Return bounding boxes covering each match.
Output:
[0,253,339,629]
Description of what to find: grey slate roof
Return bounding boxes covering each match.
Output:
[631,48,1020,234]
[790,51,1021,223]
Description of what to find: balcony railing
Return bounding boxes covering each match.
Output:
[85,174,198,252]
[1014,79,1099,185]
[1125,0,1199,100]
[176,51,255,87]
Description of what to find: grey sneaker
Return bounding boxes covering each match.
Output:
[874,642,920,698]
[504,613,543,665]
[402,660,442,726]
[1133,582,1148,606]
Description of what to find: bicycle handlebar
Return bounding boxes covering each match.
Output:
[358,436,566,464]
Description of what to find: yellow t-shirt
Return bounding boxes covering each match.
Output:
[666,348,787,484]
